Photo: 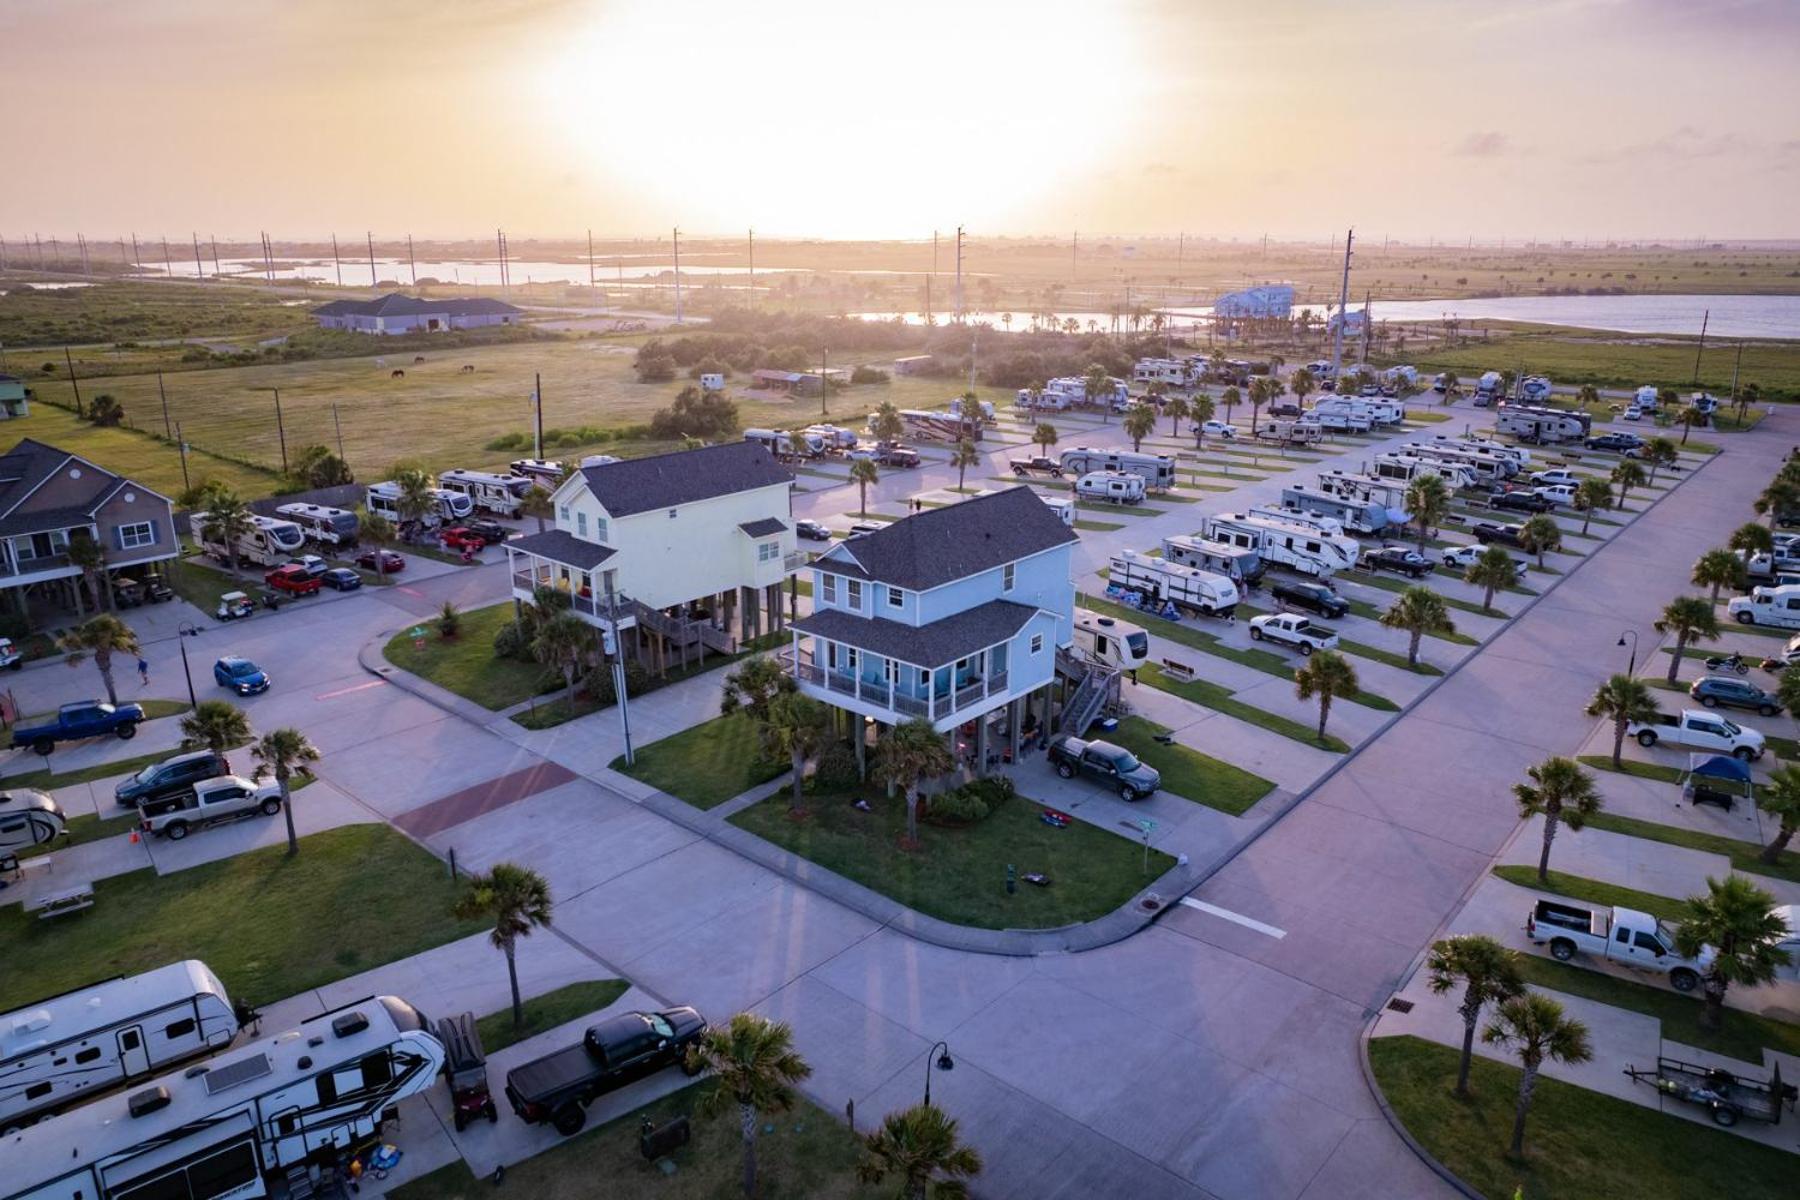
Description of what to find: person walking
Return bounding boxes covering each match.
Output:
[137,656,149,686]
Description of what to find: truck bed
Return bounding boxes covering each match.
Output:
[505,1042,598,1103]
[1532,899,1603,936]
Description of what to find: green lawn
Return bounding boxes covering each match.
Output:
[513,634,789,732]
[0,824,481,1011]
[1073,518,1124,532]
[1492,865,1688,923]
[729,785,1175,929]
[391,1081,879,1200]
[476,980,632,1055]
[383,602,556,710]
[1369,1035,1794,1200]
[1582,810,1799,886]
[1108,716,1274,816]
[1342,568,1525,616]
[1138,663,1351,753]
[1,737,247,791]
[611,711,785,810]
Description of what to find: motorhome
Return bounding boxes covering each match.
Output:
[188,513,305,568]
[273,502,359,547]
[1133,358,1197,388]
[1634,385,1660,412]
[1108,550,1238,619]
[363,482,474,528]
[438,469,533,518]
[895,408,984,443]
[1370,453,1478,491]
[0,789,64,857]
[1,997,443,1200]
[945,397,997,425]
[1429,434,1530,472]
[1494,404,1590,444]
[1,961,246,1131]
[1255,419,1325,446]
[1276,486,1393,535]
[1474,371,1504,404]
[1072,609,1150,673]
[1519,375,1554,403]
[804,424,860,452]
[1403,443,1512,484]
[1161,534,1265,586]
[744,428,824,460]
[1058,447,1177,491]
[1382,365,1419,395]
[1075,471,1147,505]
[1200,512,1360,578]
[509,458,568,488]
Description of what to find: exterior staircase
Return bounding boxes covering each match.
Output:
[630,601,738,663]
[1056,653,1119,737]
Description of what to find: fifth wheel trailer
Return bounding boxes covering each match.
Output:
[188,513,305,569]
[1108,550,1239,618]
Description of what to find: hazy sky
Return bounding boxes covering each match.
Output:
[4,0,1796,242]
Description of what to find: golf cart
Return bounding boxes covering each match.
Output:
[0,638,24,671]
[436,1012,498,1131]
[111,576,145,608]
[216,591,256,621]
[140,572,176,603]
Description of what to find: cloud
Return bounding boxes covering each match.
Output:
[1452,131,1510,158]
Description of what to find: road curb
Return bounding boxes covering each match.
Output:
[1355,1024,1487,1200]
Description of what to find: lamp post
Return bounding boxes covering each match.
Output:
[177,621,202,710]
[922,1041,954,1107]
[602,625,632,766]
[1617,629,1638,677]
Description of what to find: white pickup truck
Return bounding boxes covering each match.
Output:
[1627,708,1766,761]
[1247,613,1339,655]
[1525,899,1709,992]
[138,774,285,840]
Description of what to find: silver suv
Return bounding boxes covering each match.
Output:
[138,775,283,840]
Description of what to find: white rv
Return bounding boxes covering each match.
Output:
[945,396,997,425]
[1634,385,1660,412]
[1072,609,1149,673]
[744,428,824,460]
[1249,501,1344,537]
[1,961,245,1132]
[363,482,474,528]
[804,424,860,451]
[1058,447,1177,491]
[1276,487,1393,535]
[273,502,359,547]
[188,513,305,568]
[1475,371,1504,404]
[1728,584,1800,630]
[1201,512,1360,579]
[1031,376,1129,410]
[1,997,443,1200]
[1038,495,1076,527]
[1430,434,1530,472]
[1306,404,1372,433]
[0,789,64,857]
[439,468,533,518]
[1161,534,1265,585]
[509,457,568,488]
[1370,453,1478,491]
[1494,404,1590,444]
[1075,471,1147,505]
[1255,419,1325,446]
[1109,550,1238,619]
[1519,375,1554,403]
[1133,358,1197,388]
[1403,443,1511,484]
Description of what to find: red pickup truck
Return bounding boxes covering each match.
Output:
[265,564,322,595]
[440,527,489,551]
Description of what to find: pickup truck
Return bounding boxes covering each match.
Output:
[1009,455,1065,478]
[264,564,321,595]
[1525,899,1707,992]
[874,442,921,468]
[138,774,284,840]
[505,1007,708,1135]
[1247,613,1339,655]
[1047,735,1162,801]
[1471,521,1524,547]
[11,700,146,755]
[1627,708,1765,761]
[1269,579,1349,619]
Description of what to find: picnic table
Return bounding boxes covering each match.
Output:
[25,883,94,919]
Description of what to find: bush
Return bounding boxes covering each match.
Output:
[581,663,616,705]
[850,365,889,385]
[649,385,739,441]
[813,742,861,792]
[923,775,1015,826]
[438,601,461,639]
[484,431,531,452]
[492,618,532,662]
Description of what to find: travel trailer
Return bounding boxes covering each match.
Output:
[1428,434,1530,473]
[1023,376,1129,411]
[1,997,443,1200]
[1075,471,1147,505]
[1494,404,1590,444]
[1255,419,1324,446]
[273,502,359,547]
[1072,609,1150,673]
[364,482,475,528]
[804,424,860,451]
[1201,512,1360,578]
[1370,453,1478,491]
[188,513,305,568]
[0,789,65,857]
[1403,443,1512,484]
[945,396,996,424]
[1038,495,1076,526]
[1058,447,1177,491]
[438,468,533,517]
[1133,358,1197,387]
[1474,371,1504,404]
[1160,534,1265,585]
[1108,550,1238,619]
[509,458,569,488]
[1276,486,1393,535]
[743,428,824,460]
[0,961,247,1131]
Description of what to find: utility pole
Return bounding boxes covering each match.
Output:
[954,225,964,323]
[1692,309,1709,384]
[747,228,754,306]
[496,229,506,292]
[157,371,172,439]
[64,347,83,417]
[175,423,191,493]
[587,229,596,292]
[366,232,376,288]
[407,233,417,287]
[211,235,221,278]
[131,232,141,267]
[1,236,9,272]
[258,387,289,474]
[1330,227,1354,381]
[161,237,173,278]
[332,402,346,459]
[192,233,204,280]
[820,349,829,418]
[1729,341,1743,408]
[331,233,342,286]
[79,233,90,275]
[672,226,683,323]
[534,373,544,458]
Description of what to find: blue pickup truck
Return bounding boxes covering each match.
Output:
[11,701,147,756]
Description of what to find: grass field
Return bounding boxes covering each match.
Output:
[383,602,555,709]
[476,979,631,1055]
[612,711,784,809]
[0,402,272,498]
[1409,330,1800,400]
[1108,716,1274,815]
[729,784,1175,929]
[1369,1035,1794,1200]
[0,824,480,1010]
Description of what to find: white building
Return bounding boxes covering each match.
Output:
[310,293,524,334]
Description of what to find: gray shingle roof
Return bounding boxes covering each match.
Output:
[792,600,1037,670]
[310,293,522,319]
[819,486,1076,591]
[738,517,787,538]
[0,504,97,537]
[507,528,617,570]
[581,442,793,519]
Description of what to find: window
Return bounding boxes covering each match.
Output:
[758,541,779,562]
[668,508,678,519]
[1003,563,1016,592]
[117,521,157,550]
[821,575,837,604]
[76,1046,102,1063]
[165,1017,197,1040]
[887,587,905,608]
[1031,633,1044,654]
[595,518,609,542]
[576,511,588,537]
[1633,931,1664,953]
[25,1081,52,1101]
[847,579,863,609]
[361,1052,393,1088]
[558,504,570,522]
[185,1141,259,1199]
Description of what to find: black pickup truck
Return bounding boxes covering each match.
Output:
[504,1006,708,1135]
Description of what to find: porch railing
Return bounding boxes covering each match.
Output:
[794,661,824,685]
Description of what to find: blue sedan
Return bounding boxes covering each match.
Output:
[213,656,270,695]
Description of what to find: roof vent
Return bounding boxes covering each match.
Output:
[128,1086,171,1118]
[332,1011,370,1038]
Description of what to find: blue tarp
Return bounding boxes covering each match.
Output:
[1688,753,1752,784]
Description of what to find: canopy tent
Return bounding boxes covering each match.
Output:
[1681,753,1755,817]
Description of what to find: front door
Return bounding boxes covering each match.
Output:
[117,1026,150,1076]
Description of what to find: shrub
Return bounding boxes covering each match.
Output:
[649,385,739,441]
[438,601,461,639]
[813,742,860,792]
[923,775,1015,825]
[492,618,531,662]
[581,663,616,705]
[850,365,889,385]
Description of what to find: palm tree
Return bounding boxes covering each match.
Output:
[871,716,955,846]
[1404,473,1451,553]
[65,530,109,613]
[1218,385,1240,428]
[850,457,880,516]
[198,484,254,577]
[251,727,320,857]
[1426,934,1525,1098]
[1123,404,1156,453]
[452,863,553,1031]
[359,506,397,547]
[858,1103,984,1200]
[1755,477,1799,529]
[1674,874,1792,1031]
[950,439,980,491]
[1289,366,1315,410]
[1247,376,1272,436]
[761,691,830,815]
[179,699,249,757]
[1611,459,1646,507]
[1585,675,1659,769]
[1294,650,1358,744]
[58,614,140,706]
[532,610,594,708]
[392,465,436,542]
[686,1013,813,1199]
[1518,514,1562,569]
[787,430,811,461]
[1655,595,1719,685]
[1163,394,1190,438]
[1642,436,1678,484]
[1083,363,1111,423]
[720,653,793,721]
[1728,520,1774,558]
[1691,547,1743,604]
[1572,477,1612,535]
[1677,404,1705,444]
[1464,545,1518,613]
[1575,383,1600,413]
[871,402,905,444]
[1188,394,1215,447]
[1512,755,1602,883]
[1755,763,1800,865]
[1482,993,1593,1155]
[1380,586,1455,668]
[1439,370,1460,404]
[1032,422,1059,455]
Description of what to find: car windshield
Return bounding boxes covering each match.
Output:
[646,1014,674,1039]
[228,662,257,677]
[1112,750,1142,772]
[1722,717,1743,736]
[133,762,161,784]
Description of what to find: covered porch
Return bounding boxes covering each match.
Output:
[787,631,1013,731]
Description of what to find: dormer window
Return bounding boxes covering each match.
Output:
[888,587,906,609]
[1003,563,1016,592]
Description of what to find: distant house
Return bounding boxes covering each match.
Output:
[309,293,524,334]
[504,441,798,669]
[892,355,933,376]
[1214,285,1294,321]
[0,438,177,617]
[0,375,28,419]
[751,369,802,394]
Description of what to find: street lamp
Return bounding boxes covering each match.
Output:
[1617,629,1638,677]
[922,1041,954,1107]
[176,620,202,710]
